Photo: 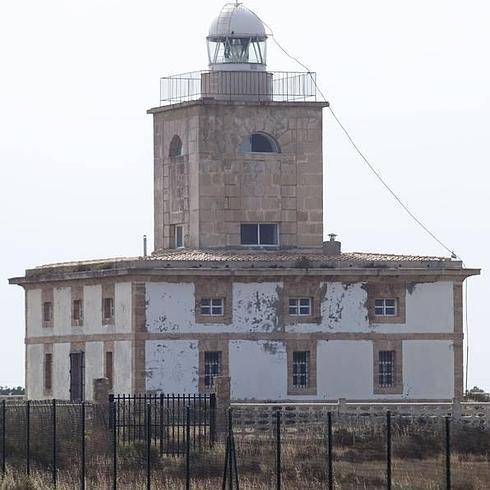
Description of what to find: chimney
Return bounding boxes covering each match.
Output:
[143,235,148,257]
[323,233,341,256]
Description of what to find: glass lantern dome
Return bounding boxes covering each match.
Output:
[207,3,268,71]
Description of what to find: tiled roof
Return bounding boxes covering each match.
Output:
[145,249,451,264]
[9,248,475,285]
[29,249,455,272]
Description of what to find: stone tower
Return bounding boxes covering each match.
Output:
[149,2,327,251]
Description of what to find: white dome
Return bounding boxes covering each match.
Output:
[208,3,267,39]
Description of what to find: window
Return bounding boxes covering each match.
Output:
[72,299,83,322]
[204,351,221,388]
[288,298,312,316]
[105,351,113,390]
[240,132,280,153]
[200,298,224,316]
[103,297,114,321]
[43,302,53,323]
[175,225,184,249]
[169,135,183,157]
[240,223,278,246]
[44,353,53,392]
[373,341,402,394]
[378,350,395,387]
[374,298,397,316]
[292,351,309,388]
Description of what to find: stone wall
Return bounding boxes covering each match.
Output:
[151,100,325,250]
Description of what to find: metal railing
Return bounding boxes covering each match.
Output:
[159,70,318,105]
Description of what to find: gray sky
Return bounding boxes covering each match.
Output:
[1,0,488,390]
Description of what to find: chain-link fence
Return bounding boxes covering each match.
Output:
[1,401,490,489]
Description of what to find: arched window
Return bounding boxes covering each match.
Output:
[169,135,183,157]
[240,132,280,154]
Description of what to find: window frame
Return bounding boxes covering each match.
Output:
[240,132,280,154]
[200,298,225,317]
[203,351,221,389]
[287,341,317,396]
[288,297,313,317]
[292,351,309,388]
[43,301,53,324]
[169,135,183,158]
[198,340,229,393]
[175,225,185,249]
[240,223,279,247]
[373,340,403,395]
[103,297,115,322]
[374,298,398,317]
[368,283,406,324]
[72,299,83,322]
[378,350,395,387]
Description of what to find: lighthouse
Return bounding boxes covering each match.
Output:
[10,2,476,404]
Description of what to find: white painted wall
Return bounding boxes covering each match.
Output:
[53,343,70,399]
[26,344,43,399]
[405,282,453,333]
[403,340,454,399]
[114,340,132,394]
[114,282,132,333]
[232,283,281,332]
[317,340,374,400]
[146,282,195,332]
[26,289,42,337]
[229,340,287,400]
[145,280,453,334]
[321,283,369,331]
[84,341,104,400]
[53,287,71,335]
[374,281,454,334]
[83,284,102,334]
[145,340,199,393]
[146,281,283,333]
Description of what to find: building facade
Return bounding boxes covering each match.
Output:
[10,3,479,402]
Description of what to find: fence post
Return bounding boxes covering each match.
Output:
[112,401,117,490]
[445,417,451,490]
[327,411,333,490]
[386,411,391,490]
[52,399,57,488]
[209,394,217,446]
[276,410,281,490]
[26,400,30,476]
[228,409,233,490]
[186,405,191,490]
[159,394,164,456]
[146,403,151,490]
[1,400,5,478]
[81,401,86,490]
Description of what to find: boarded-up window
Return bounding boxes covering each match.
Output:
[43,302,53,323]
[103,297,114,321]
[72,299,83,321]
[44,353,53,392]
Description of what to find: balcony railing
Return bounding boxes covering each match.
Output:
[159,70,318,105]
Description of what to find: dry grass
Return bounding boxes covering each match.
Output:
[1,439,489,489]
[2,412,490,489]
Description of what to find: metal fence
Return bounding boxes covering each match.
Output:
[110,394,216,455]
[159,70,318,105]
[1,401,490,489]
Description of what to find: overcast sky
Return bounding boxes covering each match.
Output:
[0,0,488,391]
